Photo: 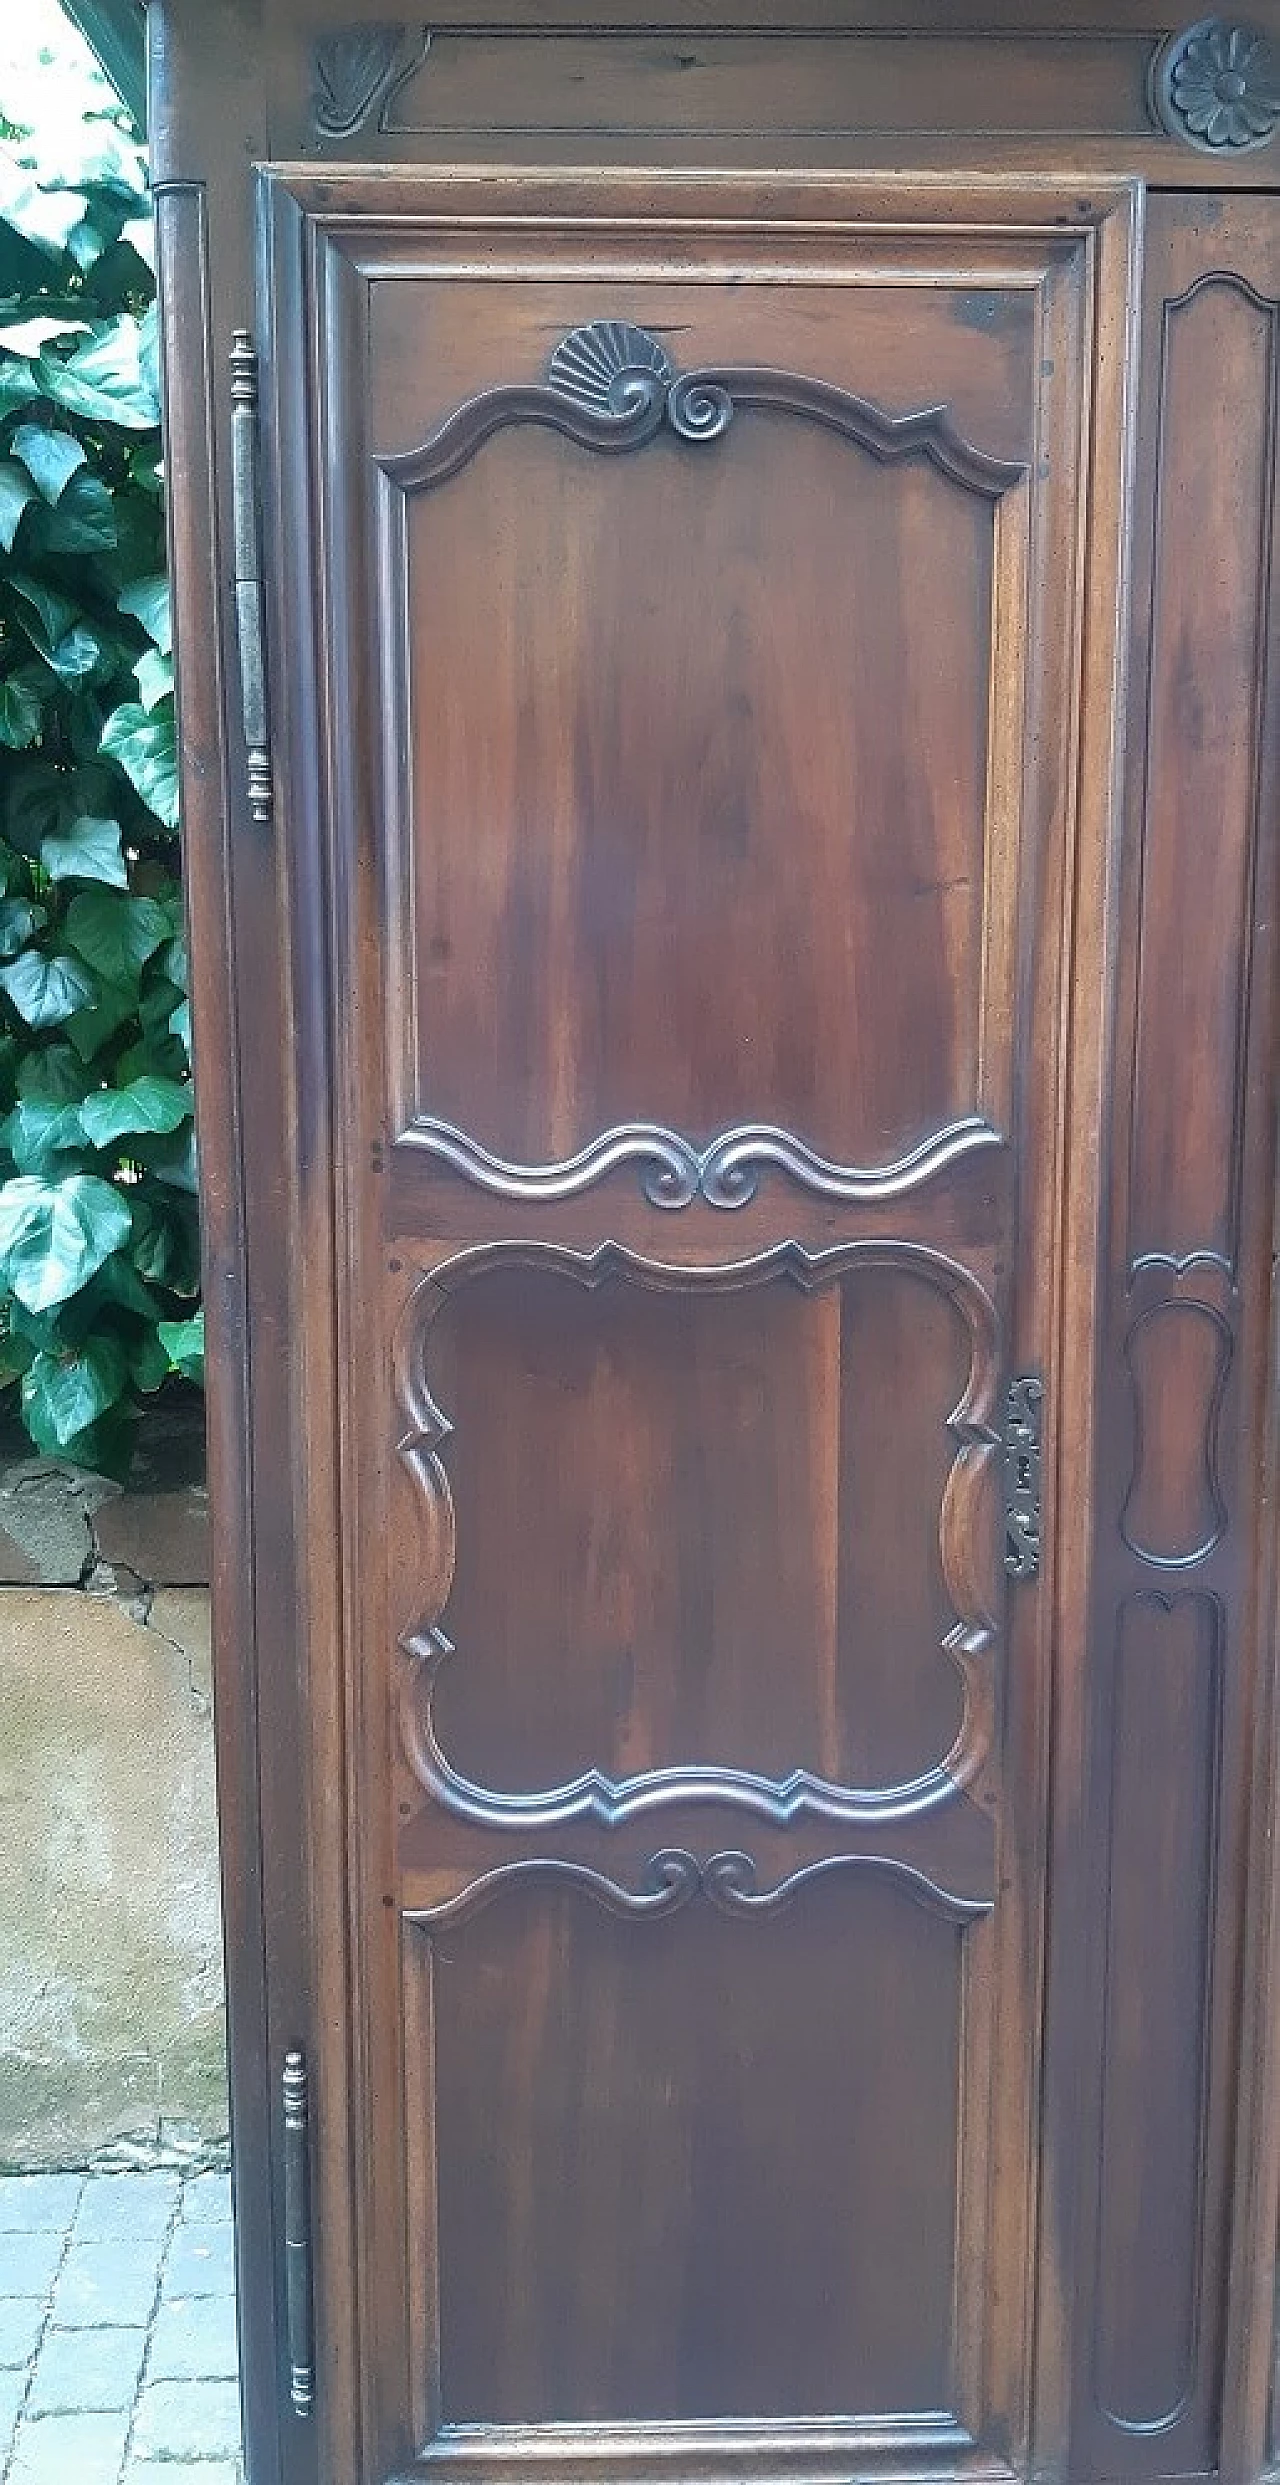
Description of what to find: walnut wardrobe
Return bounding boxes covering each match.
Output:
[148,7,1280,2483]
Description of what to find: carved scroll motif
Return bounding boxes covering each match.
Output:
[407,1847,994,1933]
[382,319,1027,499]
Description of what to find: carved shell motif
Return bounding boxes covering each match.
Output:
[313,23,409,137]
[1150,18,1280,151]
[547,321,675,419]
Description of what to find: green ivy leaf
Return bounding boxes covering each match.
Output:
[0,153,89,256]
[40,814,128,887]
[0,1171,132,1311]
[65,888,170,985]
[129,1193,197,1291]
[78,1073,192,1146]
[133,647,172,710]
[64,975,136,1062]
[118,215,154,271]
[8,568,78,649]
[117,573,170,652]
[0,1323,35,1386]
[0,673,43,749]
[4,760,64,853]
[2,1092,86,1174]
[0,898,48,959]
[21,1332,130,1447]
[135,1125,198,1193]
[129,1325,170,1393]
[0,459,37,550]
[17,1045,87,1105]
[0,311,90,355]
[157,1309,204,1384]
[99,700,178,827]
[10,422,86,503]
[36,310,161,429]
[0,948,96,1027]
[29,472,117,556]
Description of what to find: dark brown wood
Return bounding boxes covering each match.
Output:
[147,10,1280,2484]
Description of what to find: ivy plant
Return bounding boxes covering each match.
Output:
[0,39,203,1475]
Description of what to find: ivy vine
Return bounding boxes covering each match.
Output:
[0,47,202,1475]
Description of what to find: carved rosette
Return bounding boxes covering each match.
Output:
[1149,19,1280,151]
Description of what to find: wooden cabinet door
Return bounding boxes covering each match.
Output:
[250,170,1133,2484]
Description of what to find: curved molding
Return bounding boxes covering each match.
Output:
[394,1236,1001,1830]
[406,1846,993,1934]
[395,1112,1004,1212]
[1120,1301,1232,1568]
[380,320,1026,502]
[1129,1248,1233,1284]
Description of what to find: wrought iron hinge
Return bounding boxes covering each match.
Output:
[282,2050,315,2417]
[228,331,272,827]
[1004,1374,1044,1582]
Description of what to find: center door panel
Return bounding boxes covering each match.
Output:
[261,173,1134,2485]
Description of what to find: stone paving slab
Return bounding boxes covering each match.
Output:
[0,2169,242,2485]
[50,2237,164,2331]
[147,2290,239,2381]
[0,2181,81,2236]
[0,2306,42,2373]
[161,2216,235,2299]
[132,2378,243,2462]
[71,2177,179,2245]
[0,2237,62,2303]
[9,2410,131,2484]
[25,2325,147,2417]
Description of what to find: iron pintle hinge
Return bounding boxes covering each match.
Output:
[282,2050,315,2417]
[228,331,272,827]
[1004,1374,1044,1582]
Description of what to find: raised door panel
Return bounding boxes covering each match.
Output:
[260,172,1133,2485]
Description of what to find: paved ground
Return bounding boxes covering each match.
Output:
[0,2170,243,2483]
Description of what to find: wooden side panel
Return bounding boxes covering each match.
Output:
[1127,274,1276,1274]
[1094,1592,1221,2432]
[1073,197,1280,2484]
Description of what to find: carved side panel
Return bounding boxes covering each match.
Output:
[1077,201,1280,2484]
[1120,1303,1232,1567]
[1127,272,1276,1276]
[1094,1593,1222,2434]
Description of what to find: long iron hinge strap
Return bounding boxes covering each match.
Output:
[229,330,273,827]
[282,2050,315,2417]
[1004,1373,1044,1583]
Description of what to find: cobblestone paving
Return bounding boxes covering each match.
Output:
[0,2171,243,2482]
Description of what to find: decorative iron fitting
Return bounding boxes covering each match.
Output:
[1005,1375,1044,1582]
[228,331,273,827]
[282,2050,315,2417]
